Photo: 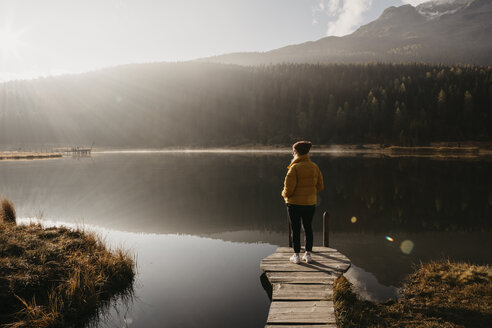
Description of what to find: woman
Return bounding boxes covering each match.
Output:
[282,141,324,264]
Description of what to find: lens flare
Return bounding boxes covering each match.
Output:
[350,216,357,223]
[400,240,415,254]
[385,236,394,242]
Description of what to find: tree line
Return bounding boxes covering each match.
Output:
[0,62,491,147]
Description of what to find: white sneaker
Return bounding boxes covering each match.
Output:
[302,252,312,263]
[289,253,300,264]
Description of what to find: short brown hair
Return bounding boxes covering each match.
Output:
[293,141,312,155]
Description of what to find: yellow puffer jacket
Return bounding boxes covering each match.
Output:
[282,154,324,205]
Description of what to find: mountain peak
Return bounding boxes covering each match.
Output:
[352,4,424,38]
[380,4,420,20]
[417,0,470,20]
[201,0,492,66]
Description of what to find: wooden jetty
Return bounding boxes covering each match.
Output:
[53,143,94,156]
[261,213,351,328]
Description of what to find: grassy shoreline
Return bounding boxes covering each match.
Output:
[0,199,135,327]
[334,261,492,327]
[0,152,62,161]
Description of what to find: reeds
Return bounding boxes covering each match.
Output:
[0,198,16,224]
[0,201,135,327]
[333,275,379,327]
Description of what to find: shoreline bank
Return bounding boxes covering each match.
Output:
[0,152,62,161]
[0,200,135,327]
[334,260,492,327]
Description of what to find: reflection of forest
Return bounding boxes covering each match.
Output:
[2,153,490,234]
[321,156,492,232]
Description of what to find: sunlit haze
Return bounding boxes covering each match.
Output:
[0,0,419,81]
[0,0,491,327]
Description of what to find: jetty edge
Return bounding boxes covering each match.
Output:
[260,246,351,327]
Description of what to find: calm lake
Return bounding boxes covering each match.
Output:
[2,151,491,327]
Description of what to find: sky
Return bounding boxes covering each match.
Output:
[0,0,431,81]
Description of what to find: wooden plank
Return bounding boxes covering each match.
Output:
[261,260,349,269]
[272,283,333,301]
[267,301,336,324]
[266,271,337,284]
[260,262,349,273]
[261,247,351,327]
[261,258,348,265]
[262,256,349,265]
[275,246,339,253]
[261,260,350,270]
[264,252,350,263]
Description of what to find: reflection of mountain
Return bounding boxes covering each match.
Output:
[201,0,492,65]
[2,153,490,234]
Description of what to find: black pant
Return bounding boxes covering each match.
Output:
[287,204,316,253]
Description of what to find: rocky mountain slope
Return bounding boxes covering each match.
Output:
[201,0,492,65]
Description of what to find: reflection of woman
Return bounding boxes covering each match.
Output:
[282,141,324,264]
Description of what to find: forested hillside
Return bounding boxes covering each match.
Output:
[0,62,491,148]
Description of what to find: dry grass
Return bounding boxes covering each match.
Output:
[0,152,61,160]
[0,209,135,327]
[333,275,379,327]
[334,261,492,328]
[0,199,16,224]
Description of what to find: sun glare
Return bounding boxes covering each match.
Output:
[0,26,25,59]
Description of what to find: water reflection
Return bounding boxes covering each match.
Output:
[1,152,490,234]
[344,265,399,303]
[98,232,276,328]
[1,152,491,324]
[19,219,275,328]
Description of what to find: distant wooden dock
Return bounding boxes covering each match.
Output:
[55,147,91,155]
[53,144,93,156]
[261,213,351,327]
